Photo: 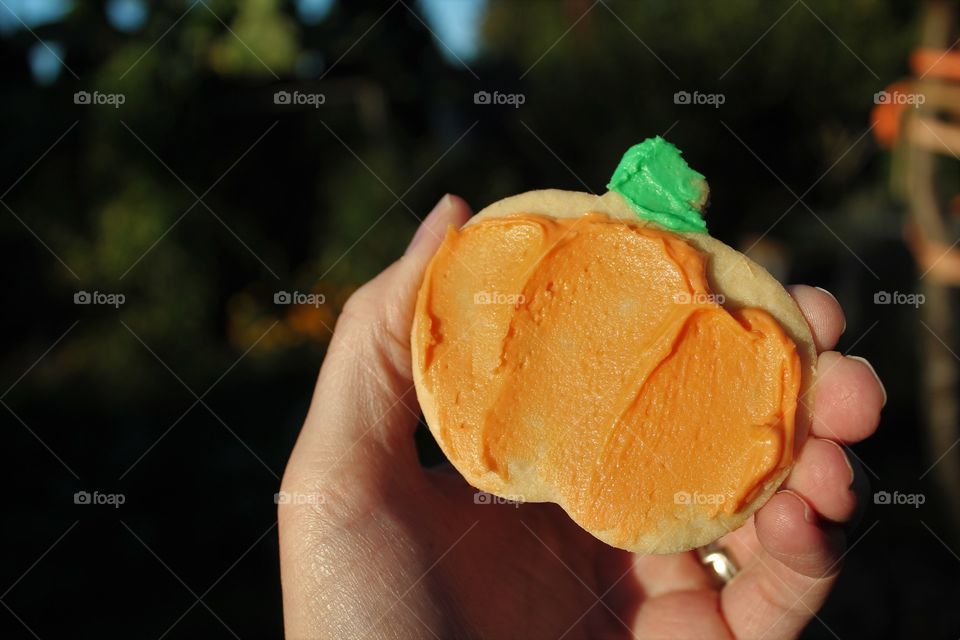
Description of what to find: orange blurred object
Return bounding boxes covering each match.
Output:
[911,47,960,80]
[871,80,922,148]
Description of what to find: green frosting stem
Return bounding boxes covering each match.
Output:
[606,137,709,234]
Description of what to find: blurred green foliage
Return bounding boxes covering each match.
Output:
[1,0,919,391]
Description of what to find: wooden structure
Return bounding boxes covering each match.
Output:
[872,0,960,527]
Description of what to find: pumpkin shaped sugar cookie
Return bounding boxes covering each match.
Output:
[411,138,816,554]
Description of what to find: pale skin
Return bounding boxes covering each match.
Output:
[279,195,885,639]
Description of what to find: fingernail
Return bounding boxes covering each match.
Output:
[814,286,846,335]
[818,438,855,488]
[406,194,452,255]
[847,356,887,407]
[778,489,816,524]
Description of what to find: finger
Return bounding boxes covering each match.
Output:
[332,194,474,384]
[755,491,844,579]
[279,196,472,638]
[630,552,715,598]
[721,491,845,639]
[633,590,733,638]
[289,195,472,465]
[810,351,885,443]
[784,438,857,523]
[787,285,846,352]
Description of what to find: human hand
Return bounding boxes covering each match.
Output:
[279,195,884,639]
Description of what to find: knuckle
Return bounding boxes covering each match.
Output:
[336,285,378,331]
[331,276,414,384]
[276,478,339,529]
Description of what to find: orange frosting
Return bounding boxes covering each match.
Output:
[415,213,800,539]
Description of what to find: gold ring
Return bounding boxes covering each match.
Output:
[696,543,738,585]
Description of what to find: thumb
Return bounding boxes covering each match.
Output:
[293,195,472,465]
[336,193,473,384]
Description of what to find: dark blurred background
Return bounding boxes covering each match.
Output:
[1,0,957,637]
